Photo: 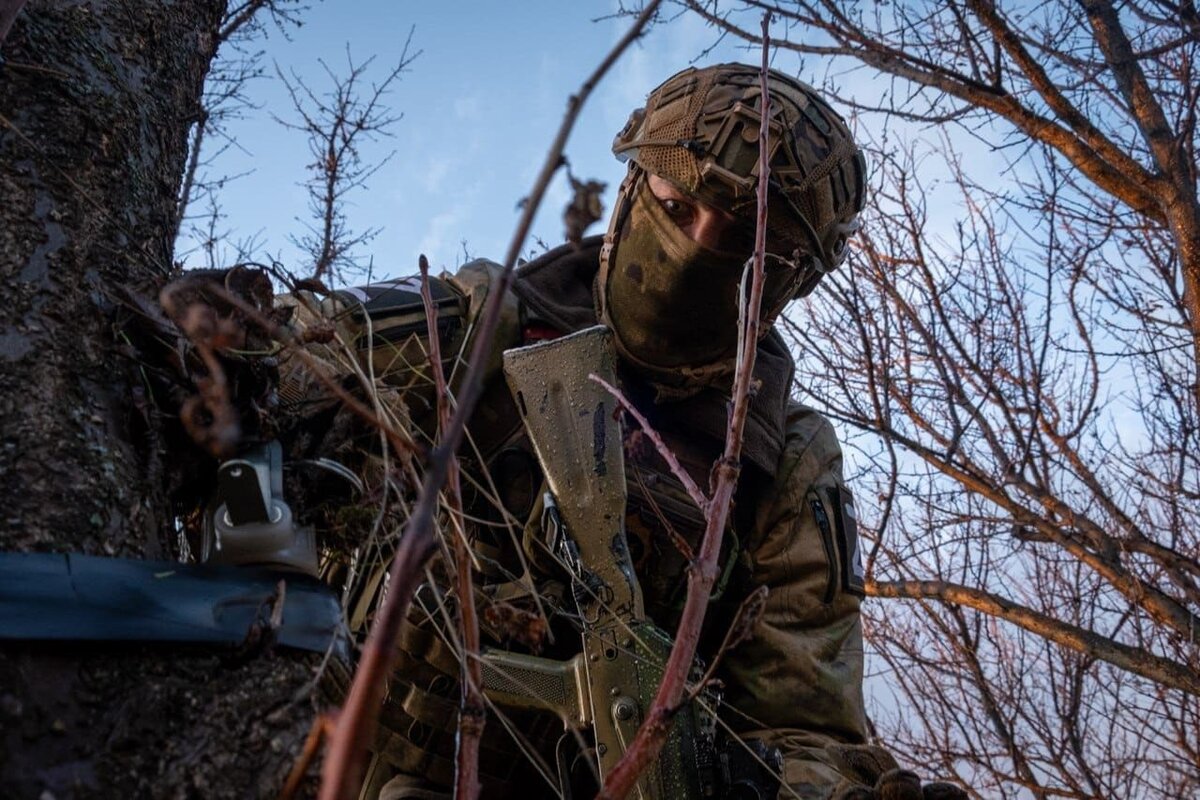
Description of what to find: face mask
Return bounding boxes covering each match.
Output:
[598,176,799,386]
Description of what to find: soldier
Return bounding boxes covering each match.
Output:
[285,63,964,800]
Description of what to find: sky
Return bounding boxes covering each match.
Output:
[177,0,770,277]
[177,0,1019,279]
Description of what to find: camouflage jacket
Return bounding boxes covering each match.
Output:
[283,236,868,799]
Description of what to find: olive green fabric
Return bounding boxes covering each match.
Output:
[603,175,749,370]
[597,174,803,384]
[280,260,526,460]
[526,245,870,798]
[723,404,865,738]
[518,236,793,477]
[596,62,869,397]
[724,404,869,799]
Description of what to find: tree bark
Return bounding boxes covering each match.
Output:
[0,2,321,797]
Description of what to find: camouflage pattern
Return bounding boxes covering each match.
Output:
[281,62,880,800]
[609,63,867,284]
[282,249,871,799]
[722,403,869,799]
[598,172,806,390]
[597,62,867,392]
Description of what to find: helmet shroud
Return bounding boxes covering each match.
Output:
[596,63,868,393]
[611,62,867,289]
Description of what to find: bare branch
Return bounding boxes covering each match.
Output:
[869,578,1200,696]
[276,35,419,281]
[418,254,484,800]
[316,5,663,796]
[589,373,709,511]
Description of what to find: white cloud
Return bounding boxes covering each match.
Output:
[420,154,455,194]
[416,205,465,269]
[453,94,482,122]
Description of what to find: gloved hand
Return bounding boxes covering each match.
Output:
[826,744,969,800]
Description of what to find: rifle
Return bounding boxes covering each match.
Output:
[480,325,779,799]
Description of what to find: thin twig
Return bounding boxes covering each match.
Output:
[589,373,709,511]
[869,578,1200,696]
[316,4,662,797]
[688,585,769,700]
[278,713,336,800]
[418,254,484,800]
[599,12,773,798]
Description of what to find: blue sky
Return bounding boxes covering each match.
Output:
[177,2,1018,281]
[177,1,770,277]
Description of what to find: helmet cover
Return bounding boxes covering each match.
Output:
[597,63,867,391]
[611,62,866,281]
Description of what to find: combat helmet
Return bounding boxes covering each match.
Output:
[596,63,867,389]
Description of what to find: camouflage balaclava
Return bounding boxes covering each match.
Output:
[597,63,867,390]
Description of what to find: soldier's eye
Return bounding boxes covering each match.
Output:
[661,198,694,225]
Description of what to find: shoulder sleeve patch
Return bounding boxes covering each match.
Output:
[828,485,865,596]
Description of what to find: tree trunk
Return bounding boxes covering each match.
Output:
[0,2,321,797]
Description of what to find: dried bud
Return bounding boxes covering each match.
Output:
[564,174,606,246]
[483,601,548,654]
[300,321,337,345]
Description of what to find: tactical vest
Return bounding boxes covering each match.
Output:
[299,237,799,797]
